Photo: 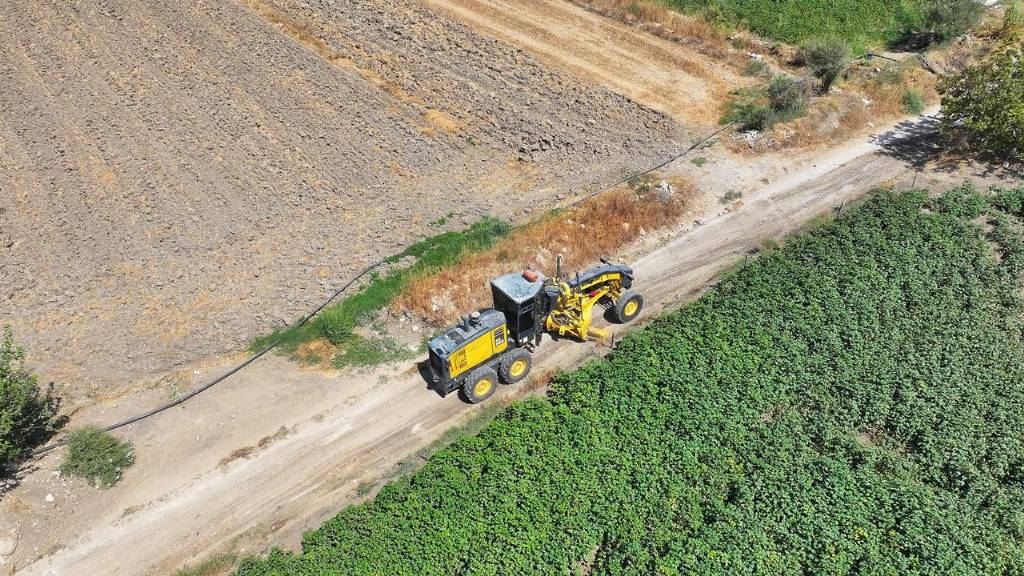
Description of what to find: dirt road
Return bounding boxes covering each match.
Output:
[12,112,1008,576]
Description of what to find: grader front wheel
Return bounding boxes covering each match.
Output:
[613,290,644,323]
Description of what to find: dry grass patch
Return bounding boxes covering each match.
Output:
[787,64,937,147]
[395,178,696,324]
[731,60,940,152]
[295,339,338,370]
[571,0,732,60]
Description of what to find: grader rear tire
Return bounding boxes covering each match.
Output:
[462,366,498,404]
[613,290,644,323]
[499,348,532,385]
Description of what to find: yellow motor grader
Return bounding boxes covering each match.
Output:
[426,259,643,403]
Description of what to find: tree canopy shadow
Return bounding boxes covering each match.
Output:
[871,115,1024,182]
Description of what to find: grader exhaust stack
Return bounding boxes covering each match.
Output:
[425,260,644,403]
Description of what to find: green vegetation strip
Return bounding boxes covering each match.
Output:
[667,0,918,47]
[239,187,1024,575]
[252,218,511,366]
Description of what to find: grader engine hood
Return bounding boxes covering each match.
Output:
[427,309,508,384]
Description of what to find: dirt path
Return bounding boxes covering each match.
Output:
[419,0,744,125]
[11,113,1004,576]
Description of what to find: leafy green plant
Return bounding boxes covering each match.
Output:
[60,427,134,488]
[1007,0,1024,31]
[766,74,809,119]
[667,0,914,45]
[724,75,808,130]
[941,46,1024,160]
[887,0,928,47]
[743,58,770,77]
[332,332,414,369]
[236,188,1024,575]
[799,38,852,93]
[921,0,985,42]
[428,212,454,228]
[1,327,61,472]
[903,89,925,114]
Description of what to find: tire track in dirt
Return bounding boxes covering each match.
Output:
[418,0,745,125]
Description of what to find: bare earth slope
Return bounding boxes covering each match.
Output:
[0,0,688,402]
[418,0,742,124]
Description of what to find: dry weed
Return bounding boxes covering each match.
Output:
[395,179,696,324]
[731,61,940,153]
[570,0,732,60]
[295,339,338,369]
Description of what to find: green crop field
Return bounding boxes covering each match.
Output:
[667,0,917,46]
[238,187,1024,575]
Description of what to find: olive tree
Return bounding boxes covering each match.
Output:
[799,38,851,93]
[941,47,1024,160]
[1,327,61,471]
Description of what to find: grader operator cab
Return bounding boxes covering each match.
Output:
[426,259,643,403]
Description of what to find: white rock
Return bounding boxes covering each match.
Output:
[44,494,54,503]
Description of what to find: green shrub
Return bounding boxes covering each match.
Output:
[731,101,773,131]
[724,76,809,131]
[1008,0,1024,31]
[60,427,134,488]
[743,58,770,77]
[236,188,1024,575]
[902,89,925,114]
[0,327,61,472]
[921,0,985,42]
[799,38,852,93]
[767,74,809,120]
[941,46,1024,160]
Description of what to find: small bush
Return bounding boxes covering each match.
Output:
[921,0,984,43]
[767,75,810,120]
[877,64,907,85]
[941,46,1024,160]
[800,38,852,93]
[902,89,925,114]
[743,58,770,77]
[732,102,773,131]
[887,0,928,47]
[1007,0,1024,39]
[60,427,134,488]
[725,76,809,131]
[1008,0,1024,31]
[1,326,61,472]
